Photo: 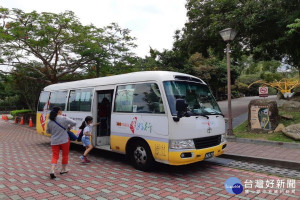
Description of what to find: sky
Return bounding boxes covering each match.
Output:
[1,0,188,58]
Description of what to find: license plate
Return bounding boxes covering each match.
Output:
[205,152,214,159]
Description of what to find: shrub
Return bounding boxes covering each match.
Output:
[268,87,277,95]
[0,95,21,111]
[10,109,33,117]
[237,74,261,96]
[232,90,240,98]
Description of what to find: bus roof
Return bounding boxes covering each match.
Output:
[43,71,205,91]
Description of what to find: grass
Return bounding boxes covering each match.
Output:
[233,109,300,143]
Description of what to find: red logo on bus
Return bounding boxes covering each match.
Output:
[130,117,138,134]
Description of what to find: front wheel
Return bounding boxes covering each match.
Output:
[130,140,154,171]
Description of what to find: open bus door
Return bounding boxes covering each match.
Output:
[95,90,113,147]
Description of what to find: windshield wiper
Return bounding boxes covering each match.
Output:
[218,113,225,117]
[210,112,224,117]
[201,110,224,117]
[189,110,209,119]
[196,114,209,119]
[205,112,224,117]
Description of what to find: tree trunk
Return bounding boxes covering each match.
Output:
[96,61,100,78]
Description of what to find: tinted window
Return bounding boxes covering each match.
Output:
[49,91,68,110]
[114,83,164,114]
[67,89,93,111]
[37,91,50,111]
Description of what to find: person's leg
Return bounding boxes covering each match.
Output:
[83,144,93,162]
[80,137,88,162]
[80,146,88,162]
[50,145,60,178]
[83,144,93,157]
[61,140,70,172]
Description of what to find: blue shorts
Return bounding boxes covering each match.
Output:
[82,136,90,147]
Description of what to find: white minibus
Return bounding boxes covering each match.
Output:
[36,71,226,170]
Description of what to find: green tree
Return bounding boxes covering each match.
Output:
[176,0,300,75]
[188,52,239,99]
[5,63,47,110]
[82,23,137,77]
[0,73,27,110]
[0,73,12,100]
[135,47,190,73]
[0,8,94,83]
[0,8,138,83]
[287,19,300,33]
[236,74,261,96]
[286,18,300,76]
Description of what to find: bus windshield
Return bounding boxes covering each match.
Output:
[164,81,222,116]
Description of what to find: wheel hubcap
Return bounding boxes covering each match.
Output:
[134,146,147,165]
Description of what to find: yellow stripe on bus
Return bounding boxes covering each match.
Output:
[110,135,169,161]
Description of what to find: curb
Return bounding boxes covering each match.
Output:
[226,136,300,149]
[220,153,300,171]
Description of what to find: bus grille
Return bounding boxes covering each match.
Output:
[193,135,221,149]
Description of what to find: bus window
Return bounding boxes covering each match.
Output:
[67,89,93,111]
[164,81,221,116]
[37,91,50,111]
[114,85,134,112]
[49,91,68,110]
[114,83,164,114]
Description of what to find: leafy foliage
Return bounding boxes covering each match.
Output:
[8,64,48,111]
[187,52,239,99]
[236,74,261,96]
[10,109,33,117]
[0,95,22,109]
[176,0,300,74]
[1,2,300,111]
[0,73,26,110]
[0,8,137,83]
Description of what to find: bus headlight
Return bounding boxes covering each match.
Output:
[221,134,226,143]
[169,139,195,149]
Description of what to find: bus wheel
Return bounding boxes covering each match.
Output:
[131,140,154,171]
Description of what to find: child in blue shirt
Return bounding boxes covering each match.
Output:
[79,116,100,163]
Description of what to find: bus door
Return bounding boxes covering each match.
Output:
[95,90,114,146]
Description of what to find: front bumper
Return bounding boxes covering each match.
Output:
[168,142,227,165]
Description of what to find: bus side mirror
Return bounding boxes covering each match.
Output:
[173,99,188,122]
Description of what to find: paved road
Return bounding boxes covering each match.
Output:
[0,121,299,200]
[218,96,277,119]
[218,96,277,129]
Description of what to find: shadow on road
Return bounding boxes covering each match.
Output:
[69,142,215,177]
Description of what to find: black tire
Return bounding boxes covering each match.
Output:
[130,140,154,171]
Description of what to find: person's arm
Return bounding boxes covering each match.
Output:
[84,131,92,136]
[92,122,101,127]
[46,121,51,134]
[65,117,76,129]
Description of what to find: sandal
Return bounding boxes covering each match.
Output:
[60,171,69,175]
